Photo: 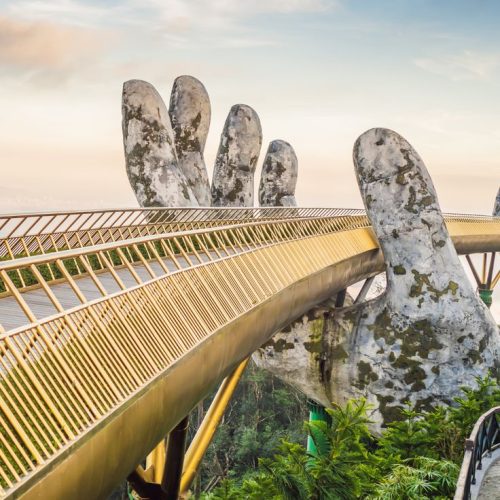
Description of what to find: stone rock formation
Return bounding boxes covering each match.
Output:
[122,77,499,430]
[259,140,298,207]
[169,76,212,206]
[255,128,500,430]
[122,80,197,207]
[211,105,262,207]
[494,187,500,216]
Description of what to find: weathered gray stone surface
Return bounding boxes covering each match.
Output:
[259,140,298,207]
[169,76,211,206]
[494,187,500,216]
[254,294,354,404]
[211,105,262,207]
[255,128,500,430]
[122,79,197,207]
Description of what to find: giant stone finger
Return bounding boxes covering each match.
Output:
[122,79,197,207]
[211,104,262,207]
[169,75,212,206]
[259,140,298,207]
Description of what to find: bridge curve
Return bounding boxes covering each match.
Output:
[0,209,498,499]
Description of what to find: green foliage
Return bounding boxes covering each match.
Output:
[369,457,458,500]
[379,375,500,465]
[188,361,307,493]
[201,374,500,499]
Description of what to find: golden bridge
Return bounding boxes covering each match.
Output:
[0,207,499,499]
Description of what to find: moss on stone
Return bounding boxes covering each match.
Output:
[330,345,349,360]
[393,265,406,275]
[392,355,426,388]
[397,319,444,359]
[368,308,393,344]
[409,270,459,303]
[355,360,379,389]
[227,178,244,202]
[261,337,294,353]
[366,194,374,209]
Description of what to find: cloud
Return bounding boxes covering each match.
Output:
[4,0,337,49]
[6,0,335,26]
[0,14,117,87]
[129,0,333,21]
[414,50,500,81]
[0,16,106,70]
[6,0,112,27]
[135,0,336,48]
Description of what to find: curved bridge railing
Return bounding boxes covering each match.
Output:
[0,209,498,498]
[1,207,495,262]
[455,406,500,500]
[0,207,366,262]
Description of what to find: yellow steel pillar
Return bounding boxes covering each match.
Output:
[179,358,249,495]
[145,440,167,483]
[129,358,249,499]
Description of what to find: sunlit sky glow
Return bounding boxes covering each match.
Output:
[0,0,499,215]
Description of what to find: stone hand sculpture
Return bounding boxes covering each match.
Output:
[122,79,499,429]
[122,76,294,210]
[494,187,500,217]
[255,128,500,429]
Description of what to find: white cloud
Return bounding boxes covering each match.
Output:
[126,0,337,47]
[5,0,335,26]
[136,0,333,19]
[0,14,116,87]
[414,50,500,81]
[3,0,337,48]
[6,0,113,27]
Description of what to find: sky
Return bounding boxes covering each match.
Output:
[0,0,499,215]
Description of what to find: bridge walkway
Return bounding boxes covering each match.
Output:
[0,250,219,331]
[478,457,500,499]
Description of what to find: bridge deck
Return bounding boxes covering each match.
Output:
[0,252,217,331]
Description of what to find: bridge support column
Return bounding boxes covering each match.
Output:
[306,400,331,455]
[479,287,493,308]
[161,416,189,499]
[180,358,249,495]
[466,253,498,308]
[146,441,166,483]
[306,289,346,455]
